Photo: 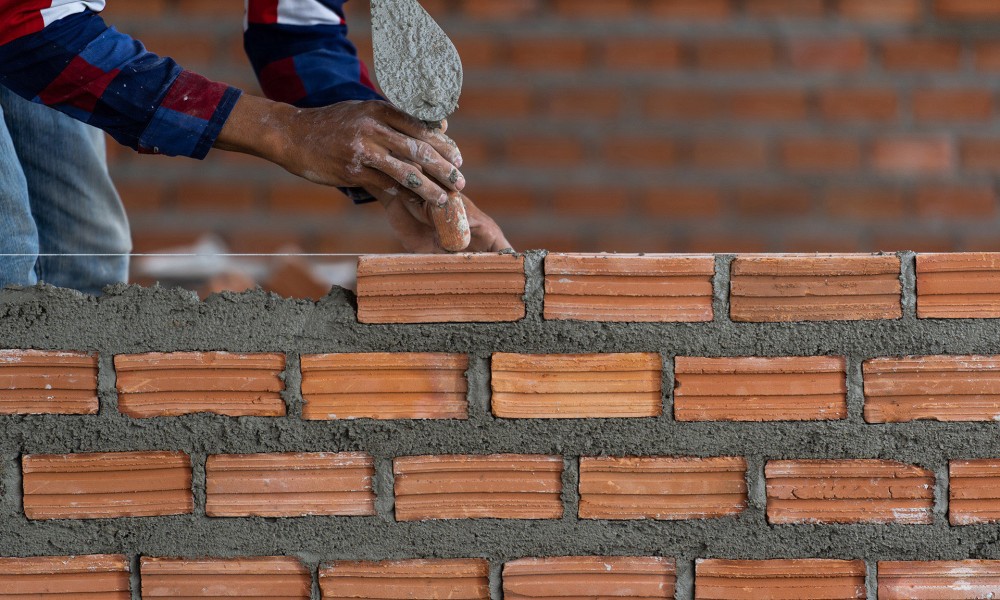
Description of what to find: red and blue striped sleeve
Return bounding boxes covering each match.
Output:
[0,0,242,159]
[244,0,382,108]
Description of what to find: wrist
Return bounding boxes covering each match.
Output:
[215,94,297,166]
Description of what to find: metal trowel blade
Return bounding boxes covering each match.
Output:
[370,0,463,123]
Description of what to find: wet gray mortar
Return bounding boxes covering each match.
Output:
[2,251,1000,598]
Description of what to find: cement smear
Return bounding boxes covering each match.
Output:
[371,0,463,122]
[1,252,1000,580]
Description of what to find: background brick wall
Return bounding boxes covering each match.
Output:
[103,0,1000,257]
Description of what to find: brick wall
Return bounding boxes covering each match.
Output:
[103,0,1000,256]
[6,250,1000,596]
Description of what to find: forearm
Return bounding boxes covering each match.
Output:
[215,94,295,164]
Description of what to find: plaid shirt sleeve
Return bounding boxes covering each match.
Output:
[244,0,382,108]
[0,1,242,159]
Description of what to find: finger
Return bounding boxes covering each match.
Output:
[364,170,444,254]
[377,125,466,192]
[462,195,515,252]
[439,119,448,134]
[365,151,451,208]
[374,102,464,167]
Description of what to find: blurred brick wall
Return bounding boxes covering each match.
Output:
[105,0,1000,254]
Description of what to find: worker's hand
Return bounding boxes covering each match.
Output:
[216,95,466,208]
[374,190,513,253]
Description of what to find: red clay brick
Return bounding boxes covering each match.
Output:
[745,0,826,17]
[675,356,848,421]
[393,454,563,521]
[545,88,624,119]
[734,187,812,216]
[935,0,1000,19]
[641,187,723,218]
[873,137,954,174]
[695,39,777,70]
[460,87,533,118]
[141,557,309,599]
[879,560,1000,598]
[175,182,258,211]
[883,39,962,70]
[825,187,906,220]
[649,0,730,19]
[0,350,97,415]
[789,38,868,71]
[729,89,808,121]
[492,353,662,418]
[460,0,541,19]
[950,460,1000,524]
[356,254,526,324]
[544,254,714,322]
[300,353,469,420]
[819,88,898,122]
[917,252,1000,318]
[731,254,902,322]
[550,187,631,217]
[509,39,589,70]
[781,137,862,172]
[839,0,921,21]
[975,41,1000,70]
[602,136,679,168]
[320,559,490,600]
[22,451,193,520]
[0,555,130,598]
[206,452,375,517]
[865,355,1000,422]
[696,559,867,599]
[114,352,286,418]
[914,89,994,121]
[765,459,934,524]
[602,38,682,69]
[579,456,748,520]
[644,89,723,121]
[961,138,1000,171]
[266,182,350,214]
[504,557,676,599]
[691,137,769,170]
[505,135,585,166]
[916,185,996,219]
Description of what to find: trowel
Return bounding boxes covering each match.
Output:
[370,0,470,252]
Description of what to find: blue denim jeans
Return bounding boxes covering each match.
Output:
[0,86,131,295]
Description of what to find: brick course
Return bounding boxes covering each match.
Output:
[4,251,1000,594]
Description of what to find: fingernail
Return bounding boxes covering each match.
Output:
[454,154,464,168]
[437,193,449,207]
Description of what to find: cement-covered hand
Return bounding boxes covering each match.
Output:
[216,94,511,253]
[217,95,464,205]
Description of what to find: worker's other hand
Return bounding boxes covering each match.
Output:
[374,190,513,253]
[217,95,466,208]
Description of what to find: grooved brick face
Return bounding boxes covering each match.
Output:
[695,559,867,599]
[879,560,1000,598]
[949,460,1000,525]
[0,554,130,598]
[205,452,375,517]
[543,253,715,322]
[579,456,748,520]
[503,556,676,599]
[114,352,286,418]
[356,254,526,324]
[935,0,1000,19]
[916,253,1000,318]
[674,356,848,421]
[0,350,98,415]
[140,556,310,598]
[491,353,662,418]
[300,353,469,420]
[22,451,193,519]
[765,460,934,524]
[730,254,902,322]
[864,355,1000,422]
[319,559,489,600]
[393,454,563,521]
